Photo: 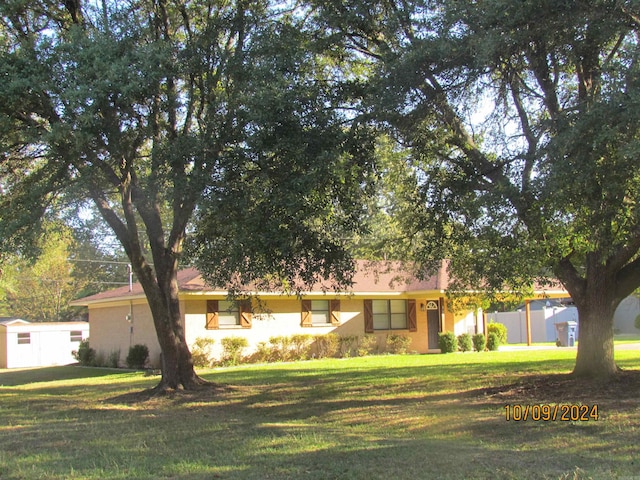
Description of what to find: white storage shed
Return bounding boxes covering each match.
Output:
[0,318,89,369]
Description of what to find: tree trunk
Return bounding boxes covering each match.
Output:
[137,262,207,391]
[572,297,618,378]
[151,302,204,391]
[556,258,623,379]
[93,190,206,390]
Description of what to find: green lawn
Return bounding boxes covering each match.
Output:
[614,333,640,344]
[504,335,640,347]
[1,350,639,480]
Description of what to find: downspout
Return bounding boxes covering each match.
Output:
[127,264,134,347]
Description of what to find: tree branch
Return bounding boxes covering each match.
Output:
[621,5,640,28]
[616,255,640,300]
[88,187,131,255]
[607,225,640,276]
[525,39,560,119]
[554,256,586,299]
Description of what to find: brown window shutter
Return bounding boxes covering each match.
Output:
[408,300,417,332]
[301,300,312,327]
[240,300,252,328]
[364,299,373,333]
[330,299,340,326]
[206,300,219,329]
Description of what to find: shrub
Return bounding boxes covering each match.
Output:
[357,334,378,356]
[126,344,149,369]
[73,339,96,366]
[438,332,458,353]
[487,323,508,345]
[221,337,248,366]
[338,335,359,357]
[94,351,106,368]
[106,349,120,368]
[314,333,339,358]
[290,334,314,361]
[457,333,473,352]
[487,332,500,351]
[635,313,640,331]
[269,336,293,362]
[191,337,215,368]
[472,333,486,352]
[386,334,412,354]
[252,341,273,363]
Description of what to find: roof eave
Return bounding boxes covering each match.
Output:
[70,293,148,307]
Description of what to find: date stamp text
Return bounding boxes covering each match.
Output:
[504,404,599,422]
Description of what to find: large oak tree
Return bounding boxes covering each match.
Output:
[0,0,372,389]
[313,0,640,378]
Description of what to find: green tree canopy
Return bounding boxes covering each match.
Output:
[188,18,376,293]
[313,0,640,378]
[0,222,84,321]
[0,0,373,389]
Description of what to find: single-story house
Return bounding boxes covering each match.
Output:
[0,318,89,369]
[71,261,567,367]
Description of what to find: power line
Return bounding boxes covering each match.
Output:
[68,259,132,265]
[69,259,163,268]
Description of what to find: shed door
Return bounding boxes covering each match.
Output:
[426,300,441,349]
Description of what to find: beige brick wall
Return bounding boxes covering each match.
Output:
[88,294,472,366]
[184,296,434,359]
[89,302,161,367]
[184,297,365,360]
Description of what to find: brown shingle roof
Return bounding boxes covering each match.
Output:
[72,260,449,305]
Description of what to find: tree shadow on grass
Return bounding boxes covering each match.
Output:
[0,365,133,386]
[103,381,237,405]
[470,368,640,411]
[102,363,640,415]
[5,365,638,479]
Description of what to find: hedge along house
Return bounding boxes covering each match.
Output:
[71,261,483,368]
[0,318,89,369]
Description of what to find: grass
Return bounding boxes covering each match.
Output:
[506,335,640,347]
[1,349,639,480]
[614,333,640,344]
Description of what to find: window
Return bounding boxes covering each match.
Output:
[70,331,83,342]
[218,301,240,326]
[364,299,417,333]
[426,300,439,310]
[17,332,31,345]
[301,299,340,327]
[311,300,330,325]
[206,300,252,329]
[373,300,407,330]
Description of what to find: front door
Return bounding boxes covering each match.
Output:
[426,300,441,349]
